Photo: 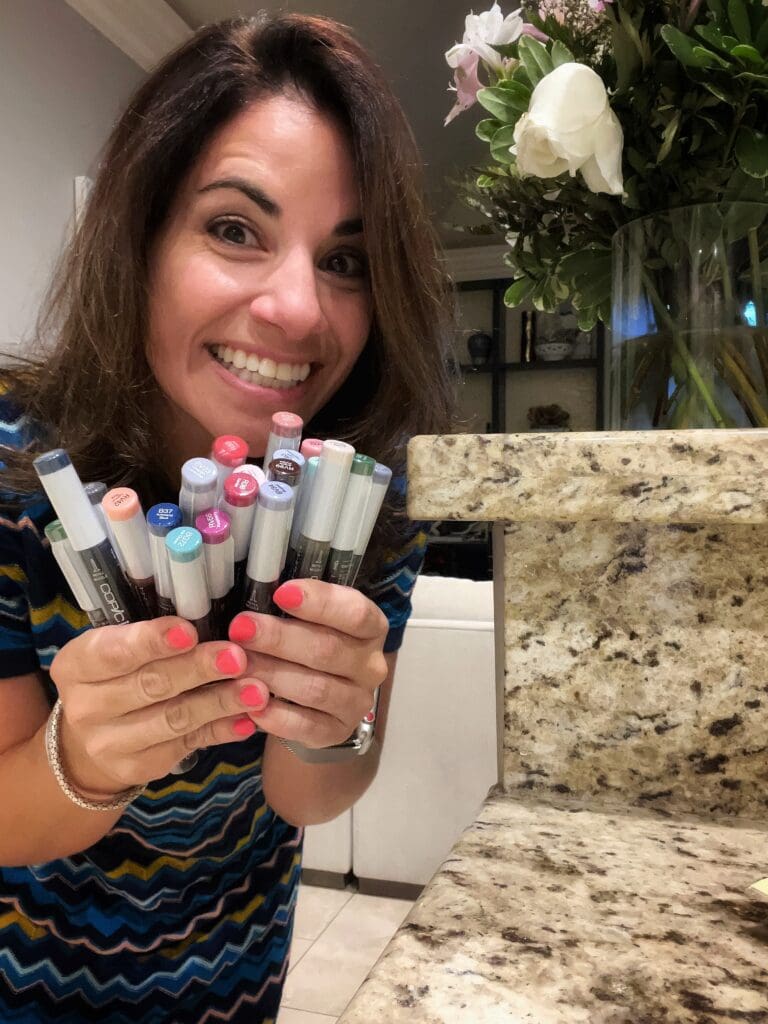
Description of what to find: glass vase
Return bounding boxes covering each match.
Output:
[608,203,768,429]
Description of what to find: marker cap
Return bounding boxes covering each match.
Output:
[271,412,302,437]
[350,454,375,477]
[84,482,107,505]
[268,457,301,487]
[33,449,71,476]
[258,480,294,512]
[246,481,295,582]
[272,449,306,472]
[181,458,218,492]
[44,520,67,544]
[33,449,105,552]
[165,527,203,563]
[223,472,259,508]
[102,488,141,522]
[196,508,231,544]
[147,503,183,536]
[231,464,266,488]
[302,440,355,542]
[300,438,323,460]
[212,435,248,467]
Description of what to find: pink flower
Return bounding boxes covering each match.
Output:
[444,52,484,126]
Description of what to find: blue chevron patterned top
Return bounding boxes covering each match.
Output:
[0,395,427,1023]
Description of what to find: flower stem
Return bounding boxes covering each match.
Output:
[640,269,727,428]
[747,227,768,392]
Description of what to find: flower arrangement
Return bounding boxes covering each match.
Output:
[444,1,768,428]
[444,0,768,329]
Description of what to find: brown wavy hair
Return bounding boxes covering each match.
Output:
[1,13,455,575]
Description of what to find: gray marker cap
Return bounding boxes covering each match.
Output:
[33,449,71,475]
[258,480,294,511]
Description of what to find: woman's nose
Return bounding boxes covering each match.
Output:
[248,249,327,341]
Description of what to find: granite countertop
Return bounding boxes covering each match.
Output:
[338,793,768,1023]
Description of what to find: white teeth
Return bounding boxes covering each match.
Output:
[211,345,311,387]
[259,357,277,378]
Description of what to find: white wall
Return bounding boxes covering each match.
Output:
[0,0,144,352]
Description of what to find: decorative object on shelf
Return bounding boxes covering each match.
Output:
[534,339,573,362]
[466,331,494,367]
[443,1,768,429]
[527,403,571,431]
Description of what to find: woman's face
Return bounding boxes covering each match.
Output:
[146,92,372,462]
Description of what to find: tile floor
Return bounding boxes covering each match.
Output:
[276,883,414,1024]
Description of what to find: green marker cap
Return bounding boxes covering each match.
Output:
[44,519,67,543]
[350,454,375,477]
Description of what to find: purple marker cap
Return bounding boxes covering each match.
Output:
[258,480,294,512]
[195,507,231,544]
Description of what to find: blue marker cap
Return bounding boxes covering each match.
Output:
[33,449,71,475]
[258,480,295,512]
[165,526,203,563]
[147,503,183,537]
[272,449,306,472]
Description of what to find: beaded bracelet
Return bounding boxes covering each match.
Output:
[44,700,145,812]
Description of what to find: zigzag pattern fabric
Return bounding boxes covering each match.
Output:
[0,395,427,1022]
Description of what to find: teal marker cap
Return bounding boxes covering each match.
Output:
[165,526,203,563]
[350,454,375,477]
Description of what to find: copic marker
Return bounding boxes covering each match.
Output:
[271,448,306,477]
[221,472,259,601]
[165,527,212,643]
[263,411,303,467]
[85,481,125,571]
[242,481,294,615]
[228,463,266,490]
[45,520,108,628]
[285,440,354,580]
[299,438,323,460]
[146,503,183,616]
[211,435,248,499]
[179,458,218,526]
[287,455,318,565]
[267,456,302,488]
[195,508,234,640]
[33,450,136,624]
[345,463,393,586]
[324,455,375,586]
[103,488,158,620]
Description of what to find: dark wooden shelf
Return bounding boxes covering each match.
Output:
[458,358,598,374]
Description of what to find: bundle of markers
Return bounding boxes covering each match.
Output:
[34,411,391,644]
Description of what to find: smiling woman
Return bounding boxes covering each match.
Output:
[0,12,454,1024]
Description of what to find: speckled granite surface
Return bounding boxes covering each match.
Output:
[339,794,768,1024]
[342,432,768,1023]
[407,430,768,523]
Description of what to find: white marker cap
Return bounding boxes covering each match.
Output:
[33,449,106,552]
[102,488,153,581]
[165,527,210,620]
[302,440,355,544]
[353,463,392,557]
[179,458,218,526]
[246,481,294,583]
[331,455,375,552]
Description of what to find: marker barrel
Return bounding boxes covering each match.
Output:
[103,488,158,620]
[165,527,212,642]
[46,520,108,628]
[243,482,294,615]
[286,440,354,580]
[33,450,135,624]
[85,481,125,571]
[179,458,218,527]
[147,503,183,616]
[263,411,303,467]
[196,509,234,640]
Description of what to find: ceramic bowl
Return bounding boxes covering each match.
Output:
[535,341,573,362]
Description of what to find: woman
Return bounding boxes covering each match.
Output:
[0,13,453,1023]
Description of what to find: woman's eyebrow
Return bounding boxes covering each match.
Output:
[198,176,363,236]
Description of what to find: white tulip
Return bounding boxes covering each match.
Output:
[445,3,524,73]
[512,62,624,195]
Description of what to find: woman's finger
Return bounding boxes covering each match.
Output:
[248,699,350,750]
[239,651,371,722]
[272,579,390,641]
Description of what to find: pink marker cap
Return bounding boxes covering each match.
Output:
[223,472,259,507]
[300,438,324,459]
[271,411,303,437]
[232,464,266,488]
[212,435,249,467]
[102,487,140,522]
[195,507,231,544]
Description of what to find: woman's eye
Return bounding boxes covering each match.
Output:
[208,219,258,247]
[324,250,368,279]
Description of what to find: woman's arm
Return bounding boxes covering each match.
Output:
[0,673,123,866]
[261,652,397,826]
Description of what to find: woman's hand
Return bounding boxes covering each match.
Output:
[227,581,389,749]
[49,618,271,797]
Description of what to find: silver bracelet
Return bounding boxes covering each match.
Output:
[44,700,145,812]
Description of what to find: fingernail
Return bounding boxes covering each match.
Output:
[215,649,243,676]
[166,626,195,650]
[240,684,268,709]
[274,583,303,610]
[229,614,258,643]
[233,717,256,738]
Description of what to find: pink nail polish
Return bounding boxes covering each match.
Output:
[240,685,267,710]
[274,583,303,610]
[215,649,242,676]
[233,717,256,738]
[229,614,258,643]
[166,626,194,650]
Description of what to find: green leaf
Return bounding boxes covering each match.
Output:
[657,111,681,164]
[736,126,768,177]
[550,40,574,68]
[476,85,529,122]
[576,307,598,332]
[731,44,764,65]
[496,78,532,103]
[504,277,534,307]
[756,19,768,56]
[694,24,735,55]
[490,124,517,164]
[518,36,553,87]
[475,174,497,189]
[661,25,717,67]
[706,0,723,15]
[692,45,731,68]
[490,42,519,60]
[727,0,751,43]
[476,118,504,143]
